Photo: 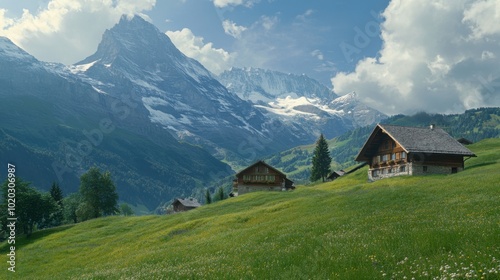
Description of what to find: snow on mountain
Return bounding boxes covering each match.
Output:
[219,67,336,104]
[72,15,304,160]
[218,67,386,138]
[0,37,38,62]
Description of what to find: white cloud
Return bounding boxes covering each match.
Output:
[212,0,258,8]
[260,15,278,30]
[331,0,500,115]
[296,9,314,22]
[311,49,324,60]
[0,0,156,64]
[222,19,247,38]
[0,9,14,29]
[166,28,236,75]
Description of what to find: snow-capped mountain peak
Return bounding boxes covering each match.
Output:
[75,15,213,83]
[0,36,39,64]
[218,67,386,138]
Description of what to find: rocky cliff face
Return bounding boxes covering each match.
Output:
[73,16,307,162]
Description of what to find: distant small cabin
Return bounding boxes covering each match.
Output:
[172,198,201,212]
[355,124,476,181]
[234,160,294,195]
[327,170,345,181]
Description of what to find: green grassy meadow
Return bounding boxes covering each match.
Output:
[2,139,500,279]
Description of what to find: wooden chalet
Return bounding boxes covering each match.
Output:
[234,160,294,195]
[172,198,201,212]
[355,124,476,181]
[327,170,345,181]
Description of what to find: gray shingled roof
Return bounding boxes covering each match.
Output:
[174,198,201,208]
[355,124,476,162]
[380,124,476,156]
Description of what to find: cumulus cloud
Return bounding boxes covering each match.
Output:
[166,28,236,75]
[222,19,247,38]
[0,0,156,64]
[331,0,500,115]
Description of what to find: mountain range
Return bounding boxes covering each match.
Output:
[0,15,385,210]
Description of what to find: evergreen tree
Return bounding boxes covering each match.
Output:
[205,189,212,204]
[214,187,225,202]
[79,167,119,219]
[310,133,332,182]
[49,182,64,207]
[49,182,64,226]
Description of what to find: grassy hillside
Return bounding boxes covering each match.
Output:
[2,139,499,279]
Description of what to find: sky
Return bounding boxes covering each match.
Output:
[1,0,500,115]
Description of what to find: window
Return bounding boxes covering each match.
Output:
[451,167,458,174]
[391,153,396,160]
[401,152,407,159]
[400,166,406,172]
[382,154,388,162]
[372,170,379,177]
[423,166,428,172]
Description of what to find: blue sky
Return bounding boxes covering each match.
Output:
[0,0,388,85]
[1,0,500,115]
[151,0,389,85]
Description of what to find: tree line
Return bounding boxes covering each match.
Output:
[0,166,129,239]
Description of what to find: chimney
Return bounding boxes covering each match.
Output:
[430,124,435,130]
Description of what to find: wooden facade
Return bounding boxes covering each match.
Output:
[234,160,294,195]
[356,124,476,181]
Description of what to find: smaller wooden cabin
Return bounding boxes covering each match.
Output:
[327,170,345,181]
[234,160,294,195]
[355,124,476,181]
[172,198,201,212]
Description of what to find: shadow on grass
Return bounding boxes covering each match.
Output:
[0,223,75,253]
[465,161,498,171]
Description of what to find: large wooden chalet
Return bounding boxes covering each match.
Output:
[234,160,294,195]
[355,124,476,181]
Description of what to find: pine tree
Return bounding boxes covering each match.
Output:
[50,182,64,207]
[205,189,212,204]
[49,182,64,226]
[310,133,332,182]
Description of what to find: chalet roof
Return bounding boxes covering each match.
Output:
[356,124,476,162]
[173,198,201,208]
[235,160,286,177]
[327,170,345,180]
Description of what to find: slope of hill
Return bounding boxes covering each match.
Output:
[2,138,499,279]
[267,108,500,184]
